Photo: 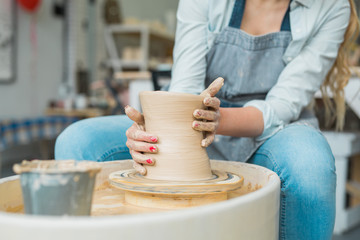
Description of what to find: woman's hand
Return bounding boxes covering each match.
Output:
[125,105,158,175]
[192,77,224,147]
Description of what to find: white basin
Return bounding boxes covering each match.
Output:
[0,160,280,240]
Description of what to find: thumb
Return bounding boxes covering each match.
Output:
[125,105,145,125]
[200,77,224,97]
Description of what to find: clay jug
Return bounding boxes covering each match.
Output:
[139,91,212,181]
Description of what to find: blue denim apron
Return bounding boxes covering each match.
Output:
[205,0,317,162]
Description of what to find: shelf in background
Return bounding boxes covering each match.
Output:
[45,108,105,119]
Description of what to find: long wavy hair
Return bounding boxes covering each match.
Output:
[321,0,360,130]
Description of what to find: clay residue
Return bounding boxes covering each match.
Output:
[91,182,163,216]
[13,160,101,175]
[246,182,262,192]
[5,204,24,214]
[227,182,262,199]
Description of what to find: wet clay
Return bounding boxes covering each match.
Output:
[140,91,212,181]
[13,160,101,175]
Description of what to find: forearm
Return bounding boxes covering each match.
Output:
[169,0,208,94]
[216,107,264,137]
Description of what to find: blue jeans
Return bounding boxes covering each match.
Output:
[55,115,336,240]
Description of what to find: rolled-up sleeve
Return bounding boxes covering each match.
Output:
[169,0,209,94]
[245,1,351,141]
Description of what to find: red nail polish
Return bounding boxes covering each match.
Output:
[146,159,152,164]
[149,146,156,152]
[194,123,199,127]
[150,137,157,142]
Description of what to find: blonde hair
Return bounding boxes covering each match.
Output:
[320,0,360,130]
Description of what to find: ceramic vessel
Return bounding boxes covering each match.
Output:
[140,91,212,181]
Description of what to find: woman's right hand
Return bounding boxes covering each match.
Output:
[125,105,158,175]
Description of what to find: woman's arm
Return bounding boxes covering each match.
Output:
[217,107,264,137]
[169,0,209,94]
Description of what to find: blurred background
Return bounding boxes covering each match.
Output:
[0,0,177,176]
[0,1,360,238]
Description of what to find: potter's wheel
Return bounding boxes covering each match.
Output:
[0,160,281,240]
[109,168,244,209]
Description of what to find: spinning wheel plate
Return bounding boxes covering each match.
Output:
[109,169,243,195]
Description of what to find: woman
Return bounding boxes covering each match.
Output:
[55,0,359,239]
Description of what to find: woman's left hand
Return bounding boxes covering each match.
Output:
[192,77,224,147]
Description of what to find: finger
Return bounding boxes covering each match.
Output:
[201,133,215,147]
[126,139,158,153]
[126,127,158,143]
[203,97,220,110]
[200,77,224,97]
[131,150,155,165]
[192,121,217,132]
[193,109,219,121]
[133,161,146,175]
[125,105,144,125]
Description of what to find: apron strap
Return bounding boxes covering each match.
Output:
[229,0,245,29]
[229,0,291,32]
[280,3,291,31]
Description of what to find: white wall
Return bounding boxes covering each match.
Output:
[0,1,63,119]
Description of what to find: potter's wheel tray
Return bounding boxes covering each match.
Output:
[109,169,243,195]
[109,169,244,209]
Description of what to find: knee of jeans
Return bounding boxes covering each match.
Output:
[290,157,336,196]
[55,119,95,160]
[261,126,335,186]
[278,126,335,190]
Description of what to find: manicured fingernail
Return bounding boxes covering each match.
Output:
[149,146,156,152]
[195,110,201,117]
[146,159,152,164]
[150,137,157,142]
[194,123,199,127]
